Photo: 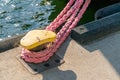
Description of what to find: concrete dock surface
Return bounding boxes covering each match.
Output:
[0,31,120,80]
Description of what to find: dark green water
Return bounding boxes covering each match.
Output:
[0,0,118,40]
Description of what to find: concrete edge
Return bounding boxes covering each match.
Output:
[0,34,25,52]
[71,12,120,44]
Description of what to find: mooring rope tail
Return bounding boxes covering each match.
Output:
[46,0,75,30]
[48,0,81,31]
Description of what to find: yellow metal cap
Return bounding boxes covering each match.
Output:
[20,30,56,50]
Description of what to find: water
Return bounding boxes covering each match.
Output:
[0,0,56,40]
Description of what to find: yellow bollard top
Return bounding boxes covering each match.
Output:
[20,30,56,50]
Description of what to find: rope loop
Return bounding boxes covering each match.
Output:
[21,0,91,63]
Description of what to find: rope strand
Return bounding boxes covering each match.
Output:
[46,0,75,30]
[47,0,80,31]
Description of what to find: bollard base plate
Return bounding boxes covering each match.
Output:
[17,54,65,74]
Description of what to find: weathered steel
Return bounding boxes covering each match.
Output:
[71,12,120,44]
[95,2,120,19]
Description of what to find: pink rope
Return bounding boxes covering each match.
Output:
[21,0,91,63]
[46,0,75,31]
[47,0,79,31]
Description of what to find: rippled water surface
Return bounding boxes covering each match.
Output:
[0,0,56,40]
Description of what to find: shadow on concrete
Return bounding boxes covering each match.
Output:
[41,67,77,80]
[41,36,77,80]
[83,31,120,75]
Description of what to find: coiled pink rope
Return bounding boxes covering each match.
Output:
[21,0,91,63]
